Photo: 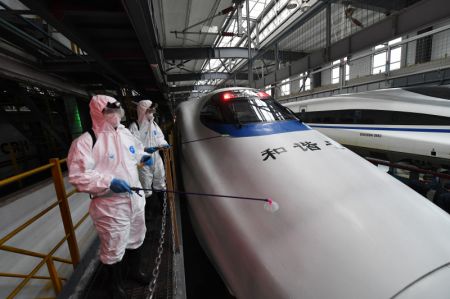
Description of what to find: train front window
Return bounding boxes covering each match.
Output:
[201,89,297,126]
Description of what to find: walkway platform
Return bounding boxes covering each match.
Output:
[58,192,186,299]
[1,175,186,299]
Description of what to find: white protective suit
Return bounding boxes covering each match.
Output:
[67,95,147,264]
[129,100,168,197]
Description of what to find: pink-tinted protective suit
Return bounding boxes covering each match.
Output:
[67,95,147,264]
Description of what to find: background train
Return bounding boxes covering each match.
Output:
[176,87,450,299]
[283,87,450,169]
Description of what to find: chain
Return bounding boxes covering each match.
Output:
[147,193,168,299]
[171,200,179,298]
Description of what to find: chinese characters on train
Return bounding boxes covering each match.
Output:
[261,140,333,161]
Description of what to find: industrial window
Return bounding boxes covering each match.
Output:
[415,27,433,64]
[372,38,402,74]
[345,63,350,81]
[299,72,311,91]
[331,58,349,84]
[331,60,340,84]
[390,47,402,70]
[280,78,290,96]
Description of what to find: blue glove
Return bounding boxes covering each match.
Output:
[145,147,158,154]
[140,155,154,167]
[162,144,171,149]
[110,178,131,193]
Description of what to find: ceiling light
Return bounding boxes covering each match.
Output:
[286,0,298,10]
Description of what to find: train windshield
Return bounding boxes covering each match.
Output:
[201,89,297,125]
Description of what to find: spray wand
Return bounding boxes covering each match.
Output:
[130,187,279,213]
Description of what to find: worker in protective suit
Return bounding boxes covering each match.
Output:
[129,100,169,231]
[67,95,153,299]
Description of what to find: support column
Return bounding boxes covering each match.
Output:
[246,0,253,87]
[326,2,331,61]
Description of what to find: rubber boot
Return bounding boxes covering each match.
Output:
[103,262,127,299]
[126,247,151,285]
[145,195,152,221]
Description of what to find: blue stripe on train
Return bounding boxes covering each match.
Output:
[309,124,450,133]
[206,120,310,137]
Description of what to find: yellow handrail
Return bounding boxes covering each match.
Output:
[7,233,70,298]
[0,273,66,280]
[0,157,89,298]
[49,158,80,266]
[66,188,78,198]
[0,164,53,187]
[0,244,73,264]
[3,210,89,298]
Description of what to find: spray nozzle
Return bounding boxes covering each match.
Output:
[264,198,279,213]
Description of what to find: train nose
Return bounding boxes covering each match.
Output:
[393,264,450,298]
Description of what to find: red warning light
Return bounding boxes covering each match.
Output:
[221,92,236,101]
[257,91,270,98]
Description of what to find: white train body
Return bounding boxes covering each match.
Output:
[284,87,450,168]
[177,87,450,299]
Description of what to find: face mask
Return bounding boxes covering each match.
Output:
[104,112,122,128]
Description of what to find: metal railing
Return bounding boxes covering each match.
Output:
[367,158,450,180]
[1,137,182,298]
[163,133,181,253]
[0,158,89,299]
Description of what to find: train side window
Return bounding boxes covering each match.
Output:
[339,110,354,123]
[360,110,375,124]
[391,111,400,124]
[354,110,362,123]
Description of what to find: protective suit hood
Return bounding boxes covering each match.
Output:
[137,100,153,125]
[90,95,122,132]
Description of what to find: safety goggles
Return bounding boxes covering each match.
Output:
[103,101,124,116]
[146,103,158,114]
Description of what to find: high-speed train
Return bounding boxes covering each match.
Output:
[176,87,450,299]
[284,87,450,168]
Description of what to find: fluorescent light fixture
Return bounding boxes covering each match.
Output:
[286,0,298,10]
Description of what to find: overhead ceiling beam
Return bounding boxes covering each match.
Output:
[44,62,98,73]
[167,72,250,81]
[0,17,63,58]
[121,0,166,91]
[255,0,450,88]
[341,0,415,13]
[169,85,216,92]
[220,0,329,86]
[164,47,255,60]
[0,54,88,97]
[163,47,306,61]
[19,0,131,87]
